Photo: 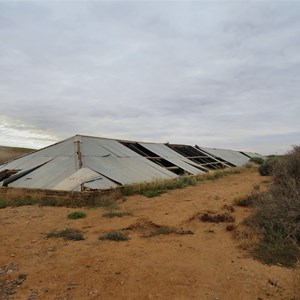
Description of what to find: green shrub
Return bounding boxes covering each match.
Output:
[142,191,163,198]
[47,228,84,241]
[0,199,8,209]
[67,211,86,219]
[102,211,131,218]
[259,156,280,176]
[99,231,129,241]
[249,157,264,165]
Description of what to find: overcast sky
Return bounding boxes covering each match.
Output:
[0,1,299,154]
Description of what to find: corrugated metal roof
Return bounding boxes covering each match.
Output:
[0,134,264,191]
[199,147,250,166]
[8,156,77,189]
[242,152,266,159]
[84,156,176,185]
[139,143,205,175]
[81,136,140,157]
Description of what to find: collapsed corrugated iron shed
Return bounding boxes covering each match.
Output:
[0,135,262,191]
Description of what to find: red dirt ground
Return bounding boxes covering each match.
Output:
[0,170,295,299]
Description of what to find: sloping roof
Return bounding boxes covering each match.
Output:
[197,147,251,167]
[241,151,266,159]
[0,134,261,191]
[0,135,177,191]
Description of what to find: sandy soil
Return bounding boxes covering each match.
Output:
[0,171,295,300]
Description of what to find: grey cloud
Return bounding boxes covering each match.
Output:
[0,1,300,154]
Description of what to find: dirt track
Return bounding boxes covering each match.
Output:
[0,171,294,299]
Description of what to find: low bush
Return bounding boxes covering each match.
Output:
[233,191,262,207]
[0,199,8,209]
[47,228,84,241]
[249,157,264,165]
[102,211,131,218]
[99,231,129,241]
[142,191,163,198]
[259,156,280,176]
[147,226,176,237]
[200,213,235,223]
[67,211,86,219]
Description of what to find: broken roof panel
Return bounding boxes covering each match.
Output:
[166,144,231,170]
[242,152,266,159]
[84,156,176,185]
[198,147,250,166]
[53,167,118,191]
[139,143,205,175]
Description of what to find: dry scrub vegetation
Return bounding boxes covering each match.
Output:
[235,146,300,268]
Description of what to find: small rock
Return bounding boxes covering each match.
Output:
[89,290,98,296]
[66,283,80,287]
[10,253,15,257]
[15,273,27,285]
